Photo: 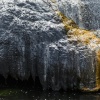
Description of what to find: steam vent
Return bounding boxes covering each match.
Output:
[0,0,100,91]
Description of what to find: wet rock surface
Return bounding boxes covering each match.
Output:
[0,0,97,90]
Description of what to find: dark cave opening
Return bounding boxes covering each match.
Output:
[0,75,80,92]
[0,75,43,90]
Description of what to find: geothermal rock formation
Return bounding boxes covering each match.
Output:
[58,0,100,30]
[0,0,100,91]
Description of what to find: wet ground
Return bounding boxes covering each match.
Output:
[0,88,100,100]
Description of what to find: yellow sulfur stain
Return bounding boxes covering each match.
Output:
[49,0,100,91]
[56,11,100,92]
[56,11,100,47]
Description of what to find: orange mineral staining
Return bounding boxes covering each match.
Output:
[49,0,100,92]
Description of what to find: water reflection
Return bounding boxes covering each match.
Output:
[0,89,100,100]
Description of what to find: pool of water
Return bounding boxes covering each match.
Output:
[0,89,100,100]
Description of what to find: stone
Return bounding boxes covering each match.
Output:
[58,0,100,30]
[0,0,98,91]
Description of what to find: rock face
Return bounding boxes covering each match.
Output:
[58,0,100,30]
[0,0,97,91]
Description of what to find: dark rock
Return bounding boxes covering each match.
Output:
[58,0,100,30]
[0,0,96,91]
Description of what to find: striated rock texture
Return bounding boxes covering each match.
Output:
[58,0,100,30]
[0,0,98,91]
